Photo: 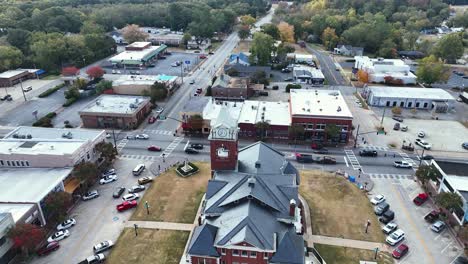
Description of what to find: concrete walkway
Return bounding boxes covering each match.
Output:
[125,221,194,231]
[309,235,392,253]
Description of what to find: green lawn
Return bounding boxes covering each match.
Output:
[42,74,60,80]
[315,244,394,264]
[106,228,189,264]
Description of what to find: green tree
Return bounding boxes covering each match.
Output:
[0,46,23,72]
[238,25,251,40]
[182,33,192,48]
[6,29,31,52]
[415,165,441,187]
[43,191,72,223]
[146,82,168,103]
[95,141,117,167]
[240,15,256,27]
[188,114,204,131]
[378,38,398,58]
[261,23,280,40]
[255,121,270,139]
[189,10,215,43]
[95,80,112,94]
[289,124,305,142]
[73,162,99,193]
[122,24,148,44]
[80,20,105,35]
[321,27,339,51]
[325,124,341,140]
[435,192,463,213]
[432,33,464,63]
[65,87,80,99]
[416,55,450,85]
[250,32,274,66]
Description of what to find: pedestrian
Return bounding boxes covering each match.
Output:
[158,164,160,171]
[393,154,396,158]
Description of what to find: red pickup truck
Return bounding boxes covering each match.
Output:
[413,193,429,206]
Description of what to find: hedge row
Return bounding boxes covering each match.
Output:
[32,112,57,127]
[38,83,66,98]
[286,84,302,93]
[63,97,78,107]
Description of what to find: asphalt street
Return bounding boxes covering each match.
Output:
[305,45,348,86]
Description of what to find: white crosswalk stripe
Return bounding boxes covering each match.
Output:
[160,137,184,157]
[344,149,361,170]
[363,145,389,151]
[142,129,173,136]
[116,138,128,151]
[399,152,418,168]
[120,154,159,161]
[368,173,413,180]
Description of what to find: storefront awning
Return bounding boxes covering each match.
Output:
[64,178,81,194]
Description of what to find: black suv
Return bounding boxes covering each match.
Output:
[359,149,378,157]
[185,148,199,154]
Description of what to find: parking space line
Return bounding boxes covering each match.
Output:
[441,241,453,253]
[343,156,349,167]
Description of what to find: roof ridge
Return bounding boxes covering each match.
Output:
[254,176,287,212]
[205,175,250,213]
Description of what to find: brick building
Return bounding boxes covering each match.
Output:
[79,95,152,129]
[212,74,263,101]
[186,107,306,264]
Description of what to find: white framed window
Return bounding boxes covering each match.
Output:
[264,252,268,259]
[241,251,248,257]
[250,251,257,258]
[221,248,226,255]
[233,250,239,256]
[316,124,326,130]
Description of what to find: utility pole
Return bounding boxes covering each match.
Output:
[112,118,118,154]
[365,219,371,233]
[353,124,360,148]
[380,107,386,125]
[419,148,425,166]
[133,224,138,236]
[180,62,184,83]
[19,79,27,102]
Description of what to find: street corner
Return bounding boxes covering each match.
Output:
[148,156,181,176]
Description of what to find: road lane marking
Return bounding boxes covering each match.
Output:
[343,156,349,167]
[390,183,436,264]
[441,241,453,253]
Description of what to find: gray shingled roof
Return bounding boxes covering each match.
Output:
[270,230,305,264]
[187,224,220,257]
[238,142,287,174]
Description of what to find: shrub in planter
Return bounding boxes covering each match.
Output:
[38,83,66,98]
[63,97,78,107]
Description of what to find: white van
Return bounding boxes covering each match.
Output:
[132,164,145,176]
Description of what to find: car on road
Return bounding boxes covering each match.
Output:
[386,229,405,246]
[105,133,111,138]
[392,116,403,122]
[116,200,137,212]
[199,54,207,59]
[113,187,125,198]
[424,210,441,223]
[138,176,153,185]
[281,68,291,73]
[393,161,412,168]
[401,125,408,132]
[312,148,329,154]
[185,147,199,154]
[47,230,70,243]
[462,142,468,150]
[93,240,114,254]
[374,202,390,216]
[196,88,203,94]
[135,134,149,139]
[392,244,409,259]
[208,51,214,55]
[371,194,386,205]
[190,143,204,149]
[418,131,426,138]
[147,145,162,151]
[431,220,446,233]
[82,190,99,201]
[415,138,431,149]
[393,122,400,130]
[0,94,12,101]
[155,107,164,113]
[23,86,32,92]
[359,149,378,157]
[314,156,336,164]
[128,185,145,193]
[382,222,398,234]
[295,153,313,163]
[420,155,434,160]
[413,193,429,206]
[99,174,117,185]
[122,193,139,201]
[189,79,195,84]
[57,218,76,231]
[379,210,395,224]
[81,253,105,264]
[102,169,116,177]
[148,116,156,124]
[454,71,465,76]
[284,77,294,82]
[126,134,135,139]
[37,241,60,256]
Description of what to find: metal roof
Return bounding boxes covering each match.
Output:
[369,86,455,101]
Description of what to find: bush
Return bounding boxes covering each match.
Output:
[33,117,53,127]
[46,112,57,119]
[63,97,78,107]
[272,85,279,90]
[38,83,65,98]
[286,84,301,93]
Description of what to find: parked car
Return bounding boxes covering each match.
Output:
[431,220,446,233]
[421,155,434,160]
[155,107,164,113]
[393,123,400,130]
[126,134,135,139]
[185,147,199,154]
[82,190,99,201]
[147,145,162,152]
[47,230,70,243]
[413,193,429,206]
[382,222,398,234]
[190,143,204,149]
[199,55,207,59]
[415,138,431,150]
[424,210,440,223]
[116,200,137,212]
[122,193,139,201]
[462,142,468,150]
[37,242,60,256]
[132,164,145,176]
[374,202,390,216]
[82,253,105,264]
[314,156,336,164]
[135,134,149,139]
[295,153,313,163]
[393,161,412,168]
[284,77,294,82]
[281,68,291,73]
[371,194,386,205]
[401,126,408,132]
[23,86,32,92]
[189,79,195,84]
[138,176,153,185]
[102,169,116,177]
[359,149,378,157]
[208,51,214,55]
[392,116,403,122]
[57,218,76,231]
[313,148,329,154]
[392,244,409,259]
[379,210,395,224]
[99,175,117,185]
[113,187,125,198]
[196,88,203,94]
[259,91,269,96]
[386,229,405,246]
[0,94,12,101]
[93,240,114,253]
[128,185,145,193]
[418,131,426,138]
[148,116,156,124]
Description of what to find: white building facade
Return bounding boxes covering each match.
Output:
[354,56,417,85]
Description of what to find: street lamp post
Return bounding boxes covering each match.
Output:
[365,219,371,233]
[133,224,138,236]
[19,79,27,102]
[353,124,360,148]
[145,201,150,215]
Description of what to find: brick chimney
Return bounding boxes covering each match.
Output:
[289,199,296,216]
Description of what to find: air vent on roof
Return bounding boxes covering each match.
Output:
[307,109,310,112]
[96,100,100,106]
[62,132,73,139]
[129,103,137,108]
[337,106,342,112]
[263,107,266,111]
[135,98,139,103]
[320,109,322,111]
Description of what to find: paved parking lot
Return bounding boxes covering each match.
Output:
[370,178,463,264]
[101,52,203,77]
[31,158,156,264]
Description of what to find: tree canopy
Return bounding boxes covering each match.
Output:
[416,55,450,85]
[249,32,274,66]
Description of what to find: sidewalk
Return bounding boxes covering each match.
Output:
[125,221,193,231]
[309,235,392,253]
